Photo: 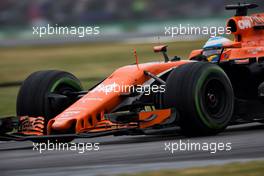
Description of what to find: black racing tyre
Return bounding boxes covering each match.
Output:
[164,62,234,136]
[258,82,264,103]
[17,70,83,134]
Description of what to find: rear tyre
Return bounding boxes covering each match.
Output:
[17,70,83,134]
[164,62,234,136]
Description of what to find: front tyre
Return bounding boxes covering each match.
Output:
[164,62,234,136]
[16,70,83,134]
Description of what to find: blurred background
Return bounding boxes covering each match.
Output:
[0,0,263,45]
[0,0,263,116]
[1,0,264,27]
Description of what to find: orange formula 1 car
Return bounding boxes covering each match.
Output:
[1,3,264,141]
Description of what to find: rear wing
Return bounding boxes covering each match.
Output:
[226,3,258,16]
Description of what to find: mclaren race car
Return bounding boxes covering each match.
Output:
[1,3,264,141]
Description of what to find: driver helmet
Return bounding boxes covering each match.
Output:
[203,36,232,62]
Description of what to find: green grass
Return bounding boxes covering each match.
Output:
[0,40,204,116]
[0,86,19,116]
[118,160,264,176]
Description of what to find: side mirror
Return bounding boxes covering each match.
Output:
[153,45,168,53]
[153,45,169,62]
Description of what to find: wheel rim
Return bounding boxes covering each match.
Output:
[202,79,226,119]
[49,78,82,93]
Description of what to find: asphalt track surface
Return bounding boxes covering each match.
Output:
[1,123,264,176]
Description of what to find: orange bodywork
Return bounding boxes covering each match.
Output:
[47,61,190,134]
[139,109,171,129]
[189,13,264,62]
[189,49,203,59]
[224,13,264,61]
